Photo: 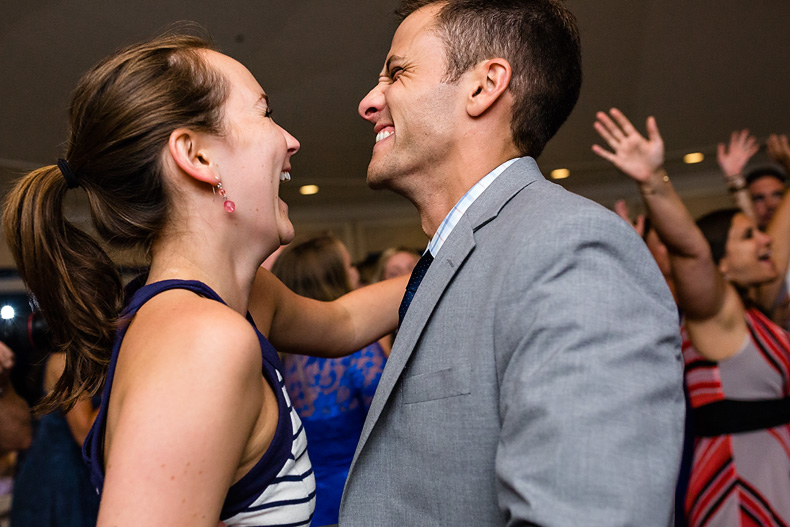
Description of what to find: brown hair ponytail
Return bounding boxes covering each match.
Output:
[3,166,122,411]
[2,31,228,412]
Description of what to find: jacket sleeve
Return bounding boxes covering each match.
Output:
[493,208,684,526]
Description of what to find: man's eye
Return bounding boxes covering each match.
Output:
[390,67,403,80]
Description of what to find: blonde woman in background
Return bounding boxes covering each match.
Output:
[272,235,387,527]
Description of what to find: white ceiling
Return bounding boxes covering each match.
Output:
[2,0,789,218]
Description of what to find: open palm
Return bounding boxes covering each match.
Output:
[592,108,664,183]
[717,129,758,177]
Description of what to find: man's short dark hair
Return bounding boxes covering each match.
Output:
[396,0,582,158]
[745,164,788,186]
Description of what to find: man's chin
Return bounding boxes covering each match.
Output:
[366,163,392,190]
[366,176,387,190]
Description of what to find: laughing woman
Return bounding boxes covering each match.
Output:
[3,33,405,527]
[593,109,790,527]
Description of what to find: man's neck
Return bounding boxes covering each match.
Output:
[413,152,521,237]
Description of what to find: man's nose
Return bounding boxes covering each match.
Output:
[358,84,385,122]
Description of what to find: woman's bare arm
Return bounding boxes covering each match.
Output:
[249,268,408,357]
[97,294,264,527]
[755,134,790,311]
[592,108,747,360]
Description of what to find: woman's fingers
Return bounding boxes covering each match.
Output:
[591,143,617,163]
[609,108,637,137]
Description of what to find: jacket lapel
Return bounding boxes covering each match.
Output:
[351,219,475,458]
[349,158,542,465]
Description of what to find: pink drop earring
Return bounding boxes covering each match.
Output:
[213,176,236,213]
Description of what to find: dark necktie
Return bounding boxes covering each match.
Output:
[398,251,434,327]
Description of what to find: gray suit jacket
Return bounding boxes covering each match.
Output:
[339,158,684,526]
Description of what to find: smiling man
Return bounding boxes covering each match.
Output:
[746,166,788,230]
[339,1,685,526]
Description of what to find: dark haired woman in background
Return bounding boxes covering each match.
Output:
[271,235,387,527]
[3,32,405,527]
[593,109,790,526]
[11,352,99,527]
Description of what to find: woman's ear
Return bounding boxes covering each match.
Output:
[167,128,216,185]
[466,58,512,118]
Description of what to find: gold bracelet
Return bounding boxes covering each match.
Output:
[640,172,670,195]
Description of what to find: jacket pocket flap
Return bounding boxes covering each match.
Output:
[402,363,471,404]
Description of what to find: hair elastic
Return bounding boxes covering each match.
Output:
[57,158,80,189]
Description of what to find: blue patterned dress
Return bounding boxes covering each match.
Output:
[282,343,386,527]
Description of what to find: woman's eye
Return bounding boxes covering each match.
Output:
[264,108,273,118]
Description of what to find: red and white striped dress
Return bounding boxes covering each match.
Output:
[683,308,790,527]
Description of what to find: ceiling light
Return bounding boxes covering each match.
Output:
[1,306,14,320]
[683,152,704,164]
[551,168,570,180]
[299,185,319,196]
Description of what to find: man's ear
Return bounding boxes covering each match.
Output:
[466,58,512,118]
[167,128,217,185]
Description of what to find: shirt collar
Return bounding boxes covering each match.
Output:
[426,157,521,257]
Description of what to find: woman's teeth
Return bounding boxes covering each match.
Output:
[280,172,291,182]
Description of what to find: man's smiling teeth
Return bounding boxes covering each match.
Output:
[280,171,291,182]
[376,130,394,143]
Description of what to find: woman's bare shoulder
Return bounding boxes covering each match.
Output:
[121,289,262,387]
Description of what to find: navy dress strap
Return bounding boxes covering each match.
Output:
[82,279,301,521]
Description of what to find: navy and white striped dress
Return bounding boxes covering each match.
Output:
[83,279,315,527]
